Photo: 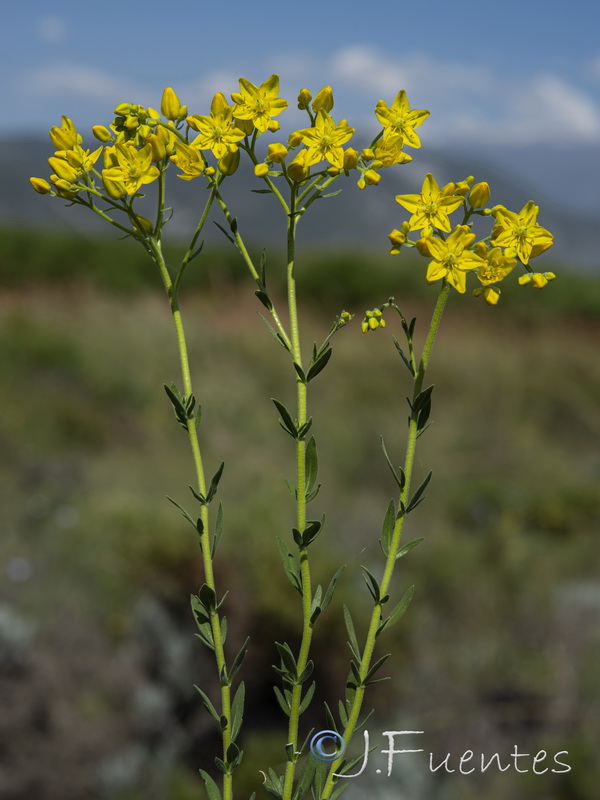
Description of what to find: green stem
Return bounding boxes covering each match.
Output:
[149,237,233,800]
[282,188,312,800]
[321,281,451,797]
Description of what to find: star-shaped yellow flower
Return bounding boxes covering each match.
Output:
[101,143,159,195]
[187,93,246,160]
[395,173,464,232]
[231,74,288,133]
[170,141,206,180]
[375,90,429,148]
[475,245,516,286]
[423,225,484,293]
[491,201,553,264]
[295,110,354,169]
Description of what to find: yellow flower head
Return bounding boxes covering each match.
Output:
[295,110,354,169]
[396,173,464,232]
[112,104,158,143]
[102,143,160,195]
[361,308,386,333]
[491,201,553,265]
[169,141,206,180]
[231,74,288,133]
[371,136,412,168]
[423,225,484,293]
[187,93,246,159]
[375,90,429,148]
[475,245,516,286]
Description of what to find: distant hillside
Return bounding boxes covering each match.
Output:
[2,134,597,271]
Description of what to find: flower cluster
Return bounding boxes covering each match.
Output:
[388,174,555,305]
[31,77,426,233]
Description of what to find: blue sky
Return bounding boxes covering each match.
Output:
[3,0,600,148]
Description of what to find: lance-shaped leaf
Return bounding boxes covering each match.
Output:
[361,565,382,603]
[228,636,249,683]
[343,605,360,660]
[272,398,298,438]
[306,346,333,382]
[293,362,307,384]
[195,685,220,722]
[305,436,319,497]
[395,537,424,561]
[393,336,415,375]
[258,313,291,352]
[213,220,235,245]
[381,499,396,554]
[321,565,345,613]
[166,495,196,528]
[298,681,316,714]
[255,289,273,311]
[364,652,391,685]
[164,383,189,429]
[212,502,224,557]
[206,462,225,504]
[377,585,415,636]
[273,685,291,716]
[380,435,406,490]
[406,471,432,513]
[274,641,298,682]
[293,752,316,800]
[275,536,302,594]
[231,681,245,742]
[413,384,434,413]
[200,769,222,800]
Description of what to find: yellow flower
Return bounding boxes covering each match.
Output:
[475,245,516,286]
[491,201,553,264]
[422,225,484,293]
[102,143,160,194]
[371,136,412,168]
[396,173,464,232]
[112,104,158,143]
[296,110,354,169]
[375,90,429,148]
[362,308,386,333]
[169,141,206,180]
[231,74,288,133]
[187,93,246,159]
[64,145,103,174]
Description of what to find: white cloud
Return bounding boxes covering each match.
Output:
[328,45,600,145]
[21,62,142,102]
[36,16,67,44]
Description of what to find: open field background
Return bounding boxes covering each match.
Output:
[0,229,599,800]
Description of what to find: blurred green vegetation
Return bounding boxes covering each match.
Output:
[0,227,598,800]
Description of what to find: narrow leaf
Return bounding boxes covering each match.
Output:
[231,681,245,742]
[406,471,432,513]
[343,605,360,660]
[305,436,318,496]
[321,565,345,612]
[395,537,424,560]
[381,499,396,554]
[206,462,225,503]
[195,686,220,722]
[380,435,405,489]
[229,636,249,682]
[272,398,298,439]
[199,769,222,800]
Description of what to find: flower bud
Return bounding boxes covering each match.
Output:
[48,156,78,183]
[92,125,112,143]
[468,181,491,208]
[364,169,381,186]
[102,177,127,200]
[287,131,303,148]
[357,178,366,190]
[267,143,288,163]
[211,92,229,115]
[218,149,240,176]
[235,117,254,135]
[254,163,269,178]
[148,133,166,162]
[388,228,406,247]
[416,237,433,257]
[531,272,548,289]
[483,286,501,305]
[132,214,154,234]
[161,87,186,120]
[312,86,334,113]
[361,148,374,162]
[518,274,532,286]
[454,180,470,196]
[287,151,309,182]
[205,167,216,177]
[267,120,280,133]
[544,272,556,281]
[49,116,80,150]
[343,147,359,170]
[30,177,51,194]
[297,89,312,109]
